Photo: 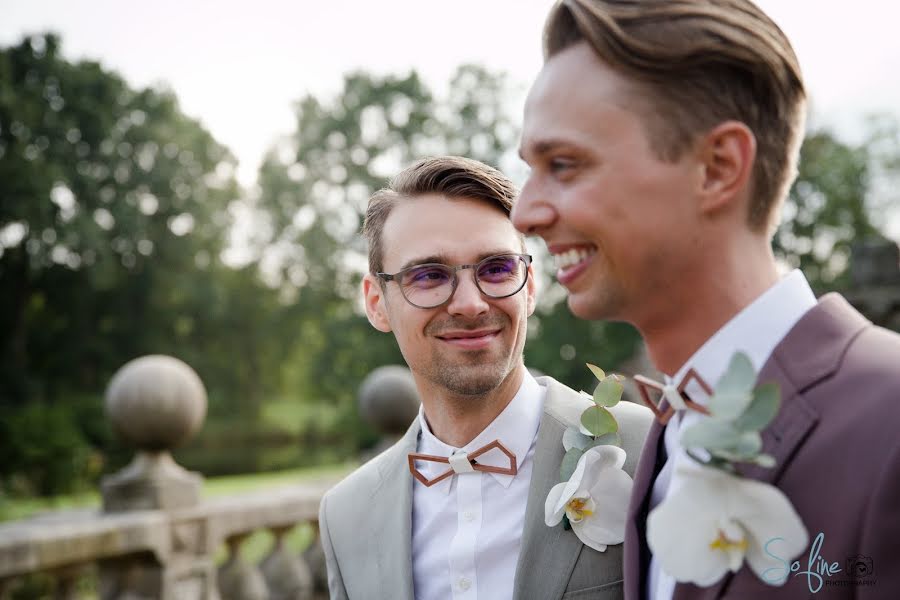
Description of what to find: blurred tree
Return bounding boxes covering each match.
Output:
[776,128,877,290]
[0,33,281,493]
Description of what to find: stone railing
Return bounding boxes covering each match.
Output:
[0,356,421,599]
[0,356,336,599]
[0,482,332,599]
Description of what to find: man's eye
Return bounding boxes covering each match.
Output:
[404,267,450,288]
[550,158,575,173]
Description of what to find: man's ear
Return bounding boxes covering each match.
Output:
[525,264,537,317]
[362,273,392,333]
[697,121,756,216]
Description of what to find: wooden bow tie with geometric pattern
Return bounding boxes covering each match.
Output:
[408,440,517,487]
[633,368,712,425]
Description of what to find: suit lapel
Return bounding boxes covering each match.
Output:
[672,294,868,600]
[623,419,664,600]
[370,421,419,600]
[512,384,585,600]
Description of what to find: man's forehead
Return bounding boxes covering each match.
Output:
[521,44,639,157]
[379,195,521,270]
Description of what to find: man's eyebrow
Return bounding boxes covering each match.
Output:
[398,249,521,272]
[519,138,570,161]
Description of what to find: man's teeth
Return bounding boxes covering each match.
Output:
[554,248,595,270]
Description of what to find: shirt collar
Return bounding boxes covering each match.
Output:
[668,269,817,402]
[416,371,544,493]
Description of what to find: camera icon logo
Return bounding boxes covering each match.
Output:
[845,555,874,579]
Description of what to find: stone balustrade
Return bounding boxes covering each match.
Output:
[0,356,421,599]
[0,481,334,599]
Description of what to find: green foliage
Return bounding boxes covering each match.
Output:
[681,352,781,469]
[0,402,100,495]
[776,128,881,290]
[580,405,618,437]
[593,376,624,408]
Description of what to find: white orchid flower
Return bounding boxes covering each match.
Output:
[545,445,633,552]
[647,464,808,587]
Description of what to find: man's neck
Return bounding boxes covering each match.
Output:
[639,242,780,376]
[419,365,526,448]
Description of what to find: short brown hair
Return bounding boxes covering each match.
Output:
[545,0,806,234]
[363,156,520,274]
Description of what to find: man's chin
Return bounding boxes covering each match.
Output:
[567,288,621,321]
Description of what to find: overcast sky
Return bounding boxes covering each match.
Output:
[4,0,900,240]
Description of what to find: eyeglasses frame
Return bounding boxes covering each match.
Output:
[375,253,533,309]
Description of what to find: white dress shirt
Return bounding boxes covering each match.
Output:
[412,372,545,600]
[646,270,817,600]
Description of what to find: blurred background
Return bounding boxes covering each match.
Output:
[2,0,899,509]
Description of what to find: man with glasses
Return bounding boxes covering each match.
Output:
[318,156,652,600]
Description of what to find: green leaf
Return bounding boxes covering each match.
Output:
[560,447,584,481]
[593,377,623,408]
[581,405,618,437]
[710,432,763,461]
[586,363,606,382]
[732,383,780,432]
[562,426,592,451]
[680,419,760,457]
[709,352,757,419]
[589,432,622,448]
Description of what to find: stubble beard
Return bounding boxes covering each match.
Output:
[422,314,524,398]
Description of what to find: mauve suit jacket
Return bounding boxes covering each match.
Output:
[623,293,900,600]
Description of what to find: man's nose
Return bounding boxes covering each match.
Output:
[445,270,490,318]
[512,178,556,235]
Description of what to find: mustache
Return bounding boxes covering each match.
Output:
[425,314,509,337]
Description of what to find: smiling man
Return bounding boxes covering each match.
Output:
[318,156,652,600]
[512,1,900,599]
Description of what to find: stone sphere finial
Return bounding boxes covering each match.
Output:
[358,365,421,435]
[105,354,207,451]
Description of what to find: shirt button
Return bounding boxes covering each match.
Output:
[458,578,471,591]
[463,511,475,522]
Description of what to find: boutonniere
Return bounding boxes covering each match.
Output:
[646,352,809,587]
[544,364,633,552]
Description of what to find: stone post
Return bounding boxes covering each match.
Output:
[357,365,421,461]
[99,354,216,599]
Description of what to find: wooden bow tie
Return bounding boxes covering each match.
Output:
[408,440,517,487]
[634,368,712,425]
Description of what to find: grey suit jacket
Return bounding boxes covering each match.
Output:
[623,293,900,600]
[320,375,653,600]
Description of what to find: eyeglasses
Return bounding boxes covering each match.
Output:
[376,253,533,309]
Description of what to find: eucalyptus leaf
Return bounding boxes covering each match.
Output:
[681,418,762,456]
[708,431,763,461]
[590,432,622,448]
[560,447,584,481]
[593,377,624,408]
[586,363,606,382]
[710,352,757,419]
[563,426,592,452]
[732,383,780,432]
[581,405,618,437]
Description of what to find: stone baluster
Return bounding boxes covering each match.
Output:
[301,522,328,599]
[53,564,83,600]
[99,354,215,599]
[217,534,268,600]
[259,525,313,600]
